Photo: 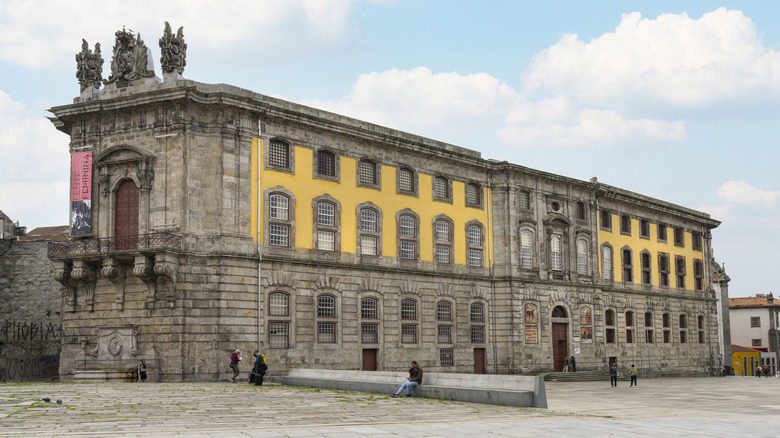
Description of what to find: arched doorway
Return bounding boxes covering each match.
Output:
[115,179,139,250]
[551,306,569,372]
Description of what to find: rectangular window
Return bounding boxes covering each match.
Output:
[436,221,449,241]
[576,240,588,275]
[437,325,452,344]
[663,330,670,344]
[674,227,684,247]
[606,328,615,344]
[680,331,687,344]
[698,331,704,344]
[468,249,482,267]
[400,241,415,259]
[440,348,454,366]
[361,236,377,256]
[471,325,484,343]
[360,209,376,232]
[269,195,288,220]
[626,329,634,344]
[434,176,449,199]
[317,323,336,343]
[361,324,378,344]
[268,141,289,168]
[269,224,289,246]
[645,329,654,344]
[602,246,612,280]
[620,214,631,234]
[752,338,762,346]
[318,231,335,251]
[751,317,761,327]
[359,160,377,185]
[657,224,667,242]
[550,235,562,271]
[601,210,612,230]
[640,219,650,239]
[269,322,289,349]
[435,245,450,263]
[399,168,414,192]
[521,230,533,269]
[401,324,417,344]
[401,300,416,320]
[317,150,335,177]
[318,202,335,226]
[466,183,481,206]
[400,216,415,237]
[361,299,377,319]
[468,226,482,245]
[519,192,530,210]
[576,202,586,220]
[692,231,702,251]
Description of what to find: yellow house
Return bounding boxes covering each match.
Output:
[731,345,761,376]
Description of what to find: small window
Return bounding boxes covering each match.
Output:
[466,182,482,207]
[400,215,415,237]
[645,312,653,327]
[680,330,687,344]
[471,325,484,343]
[552,306,567,318]
[318,202,335,226]
[437,301,452,321]
[358,159,378,186]
[519,191,531,210]
[606,309,615,326]
[601,210,612,230]
[398,167,416,194]
[657,224,667,242]
[692,231,702,251]
[362,323,378,343]
[626,311,634,326]
[470,303,484,322]
[268,292,289,316]
[437,325,452,344]
[269,322,289,349]
[663,313,670,328]
[697,315,704,329]
[400,241,415,259]
[316,149,336,177]
[317,323,336,343]
[317,295,336,318]
[361,209,376,231]
[620,214,631,235]
[640,219,650,239]
[751,317,761,328]
[401,299,417,320]
[752,338,762,346]
[440,348,454,366]
[433,176,450,201]
[674,227,684,247]
[361,298,378,319]
[268,139,290,169]
[269,224,289,247]
[663,330,670,344]
[576,202,586,220]
[401,324,417,344]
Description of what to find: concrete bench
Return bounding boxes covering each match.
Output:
[280,369,547,409]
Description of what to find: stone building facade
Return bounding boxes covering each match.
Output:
[0,213,65,381]
[47,26,722,381]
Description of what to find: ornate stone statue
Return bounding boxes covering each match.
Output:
[104,27,156,84]
[75,39,103,92]
[159,22,186,75]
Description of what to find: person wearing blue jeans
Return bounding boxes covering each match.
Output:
[391,361,423,397]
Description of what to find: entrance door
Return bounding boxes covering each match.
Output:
[362,349,377,371]
[115,179,139,250]
[552,323,568,371]
[473,348,486,374]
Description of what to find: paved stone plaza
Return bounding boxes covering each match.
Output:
[0,377,778,437]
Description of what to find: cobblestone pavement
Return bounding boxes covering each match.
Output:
[0,376,778,437]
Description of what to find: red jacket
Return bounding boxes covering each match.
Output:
[230,352,240,365]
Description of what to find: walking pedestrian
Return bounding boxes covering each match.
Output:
[756,365,762,378]
[229,349,241,383]
[570,355,576,372]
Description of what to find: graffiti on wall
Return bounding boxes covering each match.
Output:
[1,321,62,341]
[4,355,59,381]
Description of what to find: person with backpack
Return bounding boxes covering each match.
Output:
[252,350,268,386]
[629,364,638,387]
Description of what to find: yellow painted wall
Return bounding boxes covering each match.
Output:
[732,350,760,376]
[251,139,492,266]
[598,214,706,291]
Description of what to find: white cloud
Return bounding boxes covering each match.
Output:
[524,8,780,108]
[0,0,369,70]
[300,67,522,136]
[718,181,780,206]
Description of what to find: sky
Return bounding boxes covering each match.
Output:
[1,0,778,298]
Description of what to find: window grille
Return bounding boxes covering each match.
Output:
[361,298,378,319]
[268,140,289,168]
[317,150,335,176]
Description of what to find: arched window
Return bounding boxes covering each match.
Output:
[269,194,288,220]
[400,298,418,344]
[361,297,379,344]
[317,294,337,344]
[266,188,296,248]
[434,218,452,264]
[675,257,686,288]
[268,292,289,316]
[401,299,417,320]
[693,259,703,290]
[317,295,336,318]
[552,306,567,318]
[626,311,635,344]
[358,205,381,256]
[467,223,484,267]
[645,312,654,343]
[470,303,485,344]
[437,301,452,321]
[361,297,378,319]
[576,239,588,275]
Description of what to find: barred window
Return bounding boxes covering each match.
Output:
[519,191,531,210]
[269,224,289,247]
[401,299,417,320]
[317,295,336,317]
[602,245,613,280]
[361,298,378,319]
[521,230,533,269]
[400,215,415,237]
[269,322,289,349]
[659,254,670,287]
[434,176,449,199]
[268,140,289,168]
[440,348,454,366]
[466,182,481,206]
[437,325,452,344]
[576,201,586,220]
[269,194,289,220]
[674,227,684,247]
[361,323,378,344]
[622,249,633,283]
[692,231,702,251]
[468,249,482,267]
[641,252,651,285]
[361,236,377,256]
[470,303,484,322]
[576,239,588,275]
[657,223,667,242]
[620,214,631,234]
[694,259,703,291]
[361,208,377,232]
[640,219,650,238]
[399,167,415,192]
[317,323,335,343]
[550,234,562,271]
[401,324,417,344]
[437,301,452,321]
[400,241,415,259]
[601,210,612,230]
[268,292,289,316]
[471,325,484,343]
[317,150,335,177]
[359,159,377,185]
[318,202,335,226]
[676,257,686,288]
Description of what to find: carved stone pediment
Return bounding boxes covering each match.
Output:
[95,145,156,196]
[104,28,156,84]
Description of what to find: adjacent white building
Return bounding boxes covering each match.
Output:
[729,294,779,374]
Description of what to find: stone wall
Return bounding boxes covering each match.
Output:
[0,238,63,381]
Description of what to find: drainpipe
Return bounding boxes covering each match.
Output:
[488,170,498,374]
[256,123,263,352]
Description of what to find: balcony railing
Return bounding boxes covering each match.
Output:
[48,233,182,258]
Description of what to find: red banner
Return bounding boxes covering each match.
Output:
[70,152,92,236]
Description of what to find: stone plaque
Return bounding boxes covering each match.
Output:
[525,325,538,344]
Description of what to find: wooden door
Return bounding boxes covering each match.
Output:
[362,349,377,371]
[552,323,568,372]
[115,179,139,250]
[473,348,486,374]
